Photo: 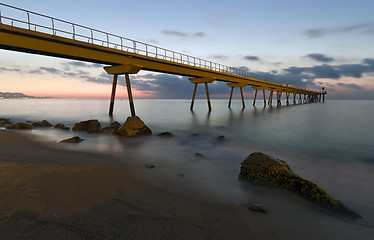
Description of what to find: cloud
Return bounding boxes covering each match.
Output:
[131,73,229,98]
[336,83,363,90]
[162,30,205,38]
[305,53,334,63]
[244,55,260,61]
[211,54,228,60]
[305,22,374,38]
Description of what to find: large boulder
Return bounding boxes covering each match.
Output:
[117,117,152,137]
[239,152,360,219]
[32,120,52,128]
[72,120,101,133]
[5,122,32,130]
[0,118,12,126]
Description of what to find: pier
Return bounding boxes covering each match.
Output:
[0,3,326,117]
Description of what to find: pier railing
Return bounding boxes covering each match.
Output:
[0,3,318,93]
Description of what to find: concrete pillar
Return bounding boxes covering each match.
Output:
[241,87,245,108]
[262,89,266,107]
[205,83,212,112]
[228,87,234,108]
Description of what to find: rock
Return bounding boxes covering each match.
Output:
[248,204,267,213]
[60,136,84,143]
[5,122,32,130]
[32,120,52,128]
[145,164,155,169]
[239,152,361,219]
[54,123,70,130]
[158,131,174,137]
[194,153,207,159]
[176,172,185,177]
[0,118,12,126]
[117,116,152,137]
[72,120,101,133]
[216,135,225,143]
[102,121,121,134]
[190,133,199,137]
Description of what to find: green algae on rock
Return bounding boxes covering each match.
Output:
[117,117,152,137]
[5,122,32,130]
[239,152,361,219]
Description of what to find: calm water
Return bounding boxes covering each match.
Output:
[1,98,374,236]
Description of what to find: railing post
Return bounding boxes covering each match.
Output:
[51,18,55,35]
[27,11,30,30]
[72,24,75,39]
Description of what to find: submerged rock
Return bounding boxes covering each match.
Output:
[194,153,207,159]
[158,131,174,137]
[145,164,155,169]
[117,116,152,137]
[216,135,225,143]
[72,120,101,133]
[102,121,121,134]
[248,204,267,213]
[60,136,84,143]
[32,120,52,128]
[5,122,32,130]
[239,152,360,219]
[54,123,70,130]
[0,118,12,126]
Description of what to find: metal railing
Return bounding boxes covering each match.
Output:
[0,3,319,93]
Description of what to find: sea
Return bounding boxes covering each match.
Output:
[1,98,374,238]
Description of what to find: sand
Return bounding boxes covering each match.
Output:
[1,130,374,240]
[0,130,277,240]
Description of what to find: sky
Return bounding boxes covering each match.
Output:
[1,0,374,99]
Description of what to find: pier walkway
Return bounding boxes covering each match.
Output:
[0,3,326,116]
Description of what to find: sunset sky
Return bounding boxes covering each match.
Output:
[1,0,374,99]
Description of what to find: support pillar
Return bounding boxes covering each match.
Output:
[205,83,212,112]
[253,89,258,107]
[125,73,136,117]
[293,93,296,104]
[262,89,266,107]
[190,83,198,110]
[240,87,245,109]
[104,63,142,117]
[189,77,214,111]
[228,87,234,108]
[286,92,290,105]
[109,74,118,116]
[268,91,273,106]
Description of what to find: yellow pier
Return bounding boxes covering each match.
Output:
[0,3,326,116]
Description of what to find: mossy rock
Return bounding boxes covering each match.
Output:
[239,152,360,219]
[0,118,12,126]
[54,123,70,130]
[32,120,52,128]
[5,122,32,130]
[72,120,101,133]
[117,116,152,137]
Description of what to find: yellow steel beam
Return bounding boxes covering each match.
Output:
[104,64,142,75]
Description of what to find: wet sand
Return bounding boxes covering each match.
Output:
[1,130,374,240]
[0,130,277,240]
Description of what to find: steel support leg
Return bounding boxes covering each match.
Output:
[125,73,136,117]
[240,87,245,109]
[205,83,212,111]
[190,83,198,110]
[109,74,118,116]
[262,89,266,107]
[228,87,234,108]
[253,89,258,107]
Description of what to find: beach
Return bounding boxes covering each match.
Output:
[0,130,280,240]
[1,129,374,240]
